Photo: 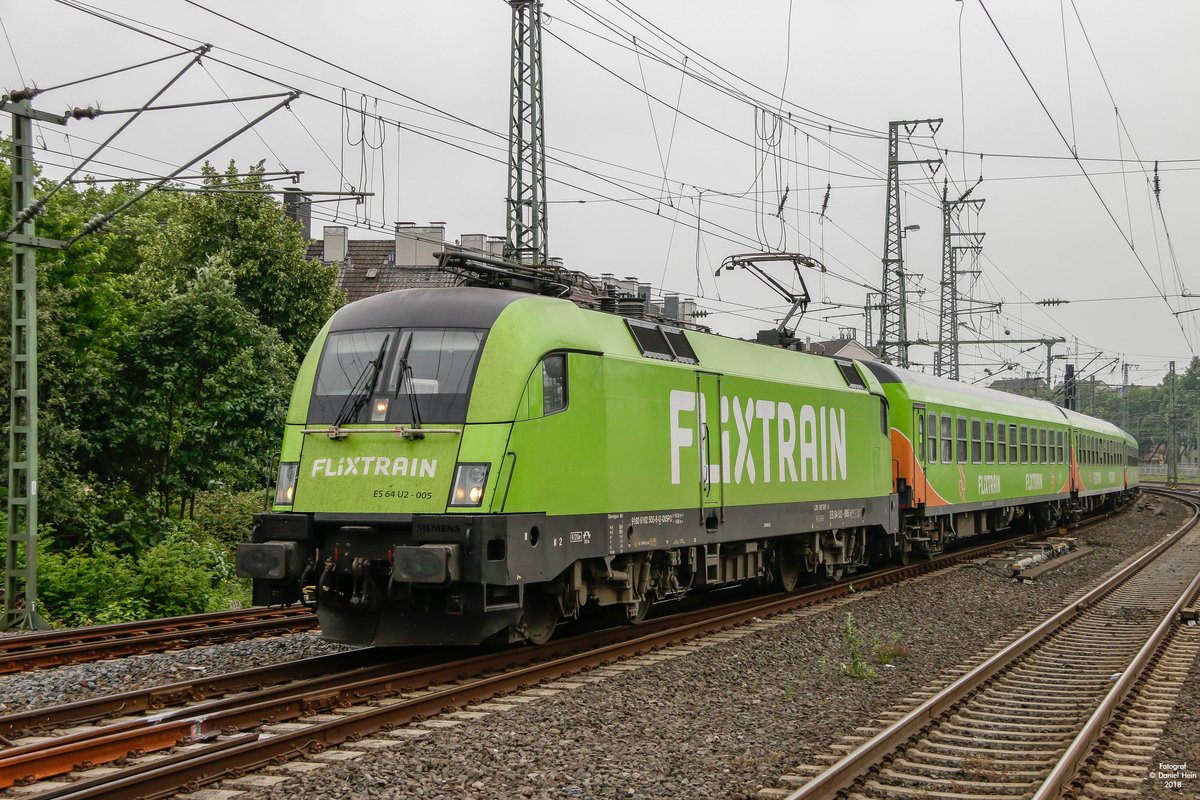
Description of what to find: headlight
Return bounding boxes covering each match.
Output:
[371,397,389,422]
[449,462,490,507]
[274,462,299,506]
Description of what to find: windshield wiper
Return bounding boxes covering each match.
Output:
[333,336,390,429]
[392,331,424,437]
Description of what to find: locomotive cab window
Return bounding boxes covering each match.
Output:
[309,327,486,425]
[542,354,568,415]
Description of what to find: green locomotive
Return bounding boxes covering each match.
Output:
[238,279,1137,646]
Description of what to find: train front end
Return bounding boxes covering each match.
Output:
[237,287,535,646]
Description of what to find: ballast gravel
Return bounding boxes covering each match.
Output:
[1143,629,1200,799]
[0,632,353,714]
[201,500,1187,800]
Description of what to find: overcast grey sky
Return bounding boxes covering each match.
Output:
[3,0,1198,388]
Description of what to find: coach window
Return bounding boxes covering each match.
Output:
[542,354,568,415]
[957,416,968,463]
[1057,431,1064,463]
[1018,425,1027,463]
[928,413,939,463]
[1009,424,1018,463]
[970,419,982,464]
[1040,428,1048,464]
[985,421,995,463]
[998,421,1008,464]
[942,415,953,463]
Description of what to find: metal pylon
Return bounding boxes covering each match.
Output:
[4,97,53,630]
[879,119,941,367]
[937,178,984,381]
[504,0,549,268]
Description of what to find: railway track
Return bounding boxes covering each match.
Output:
[0,606,316,674]
[773,487,1200,800]
[0,517,1104,800]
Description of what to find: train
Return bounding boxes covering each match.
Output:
[236,262,1139,647]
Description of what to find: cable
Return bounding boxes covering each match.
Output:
[975,0,1194,355]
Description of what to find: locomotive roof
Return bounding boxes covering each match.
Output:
[328,286,525,332]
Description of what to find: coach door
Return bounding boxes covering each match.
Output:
[911,404,928,506]
[697,372,724,524]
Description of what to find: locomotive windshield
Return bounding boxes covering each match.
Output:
[309,327,486,425]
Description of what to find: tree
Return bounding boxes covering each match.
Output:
[104,262,295,517]
[137,162,342,356]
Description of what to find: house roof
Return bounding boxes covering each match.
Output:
[805,338,878,361]
[305,240,456,303]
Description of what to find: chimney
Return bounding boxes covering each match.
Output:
[283,188,311,240]
[322,225,347,263]
[396,222,445,266]
[663,294,680,320]
[680,298,697,323]
[460,234,487,253]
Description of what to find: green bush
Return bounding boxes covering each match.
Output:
[37,523,247,626]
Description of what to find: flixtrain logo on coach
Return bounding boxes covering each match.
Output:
[668,390,848,485]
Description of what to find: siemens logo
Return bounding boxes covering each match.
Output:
[310,456,437,479]
[669,390,847,486]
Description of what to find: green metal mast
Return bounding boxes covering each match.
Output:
[504,0,549,268]
[880,119,941,367]
[4,93,64,630]
[936,178,984,381]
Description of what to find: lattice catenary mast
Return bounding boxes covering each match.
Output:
[504,0,549,268]
[879,119,941,367]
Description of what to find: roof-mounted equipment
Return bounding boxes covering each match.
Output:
[437,250,571,298]
[716,252,826,347]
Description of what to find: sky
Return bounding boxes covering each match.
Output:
[2,0,1198,390]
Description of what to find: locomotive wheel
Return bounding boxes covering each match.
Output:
[776,549,801,593]
[521,591,559,646]
[627,594,652,624]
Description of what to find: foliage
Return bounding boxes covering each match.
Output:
[136,162,342,357]
[0,141,341,622]
[874,634,912,665]
[103,262,295,515]
[841,612,878,680]
[37,525,245,626]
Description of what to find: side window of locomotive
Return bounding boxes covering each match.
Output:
[998,421,1007,464]
[941,415,953,463]
[970,419,982,464]
[879,399,889,436]
[956,416,968,464]
[542,354,568,415]
[1019,425,1028,463]
[985,421,995,464]
[1009,424,1018,464]
[928,413,938,463]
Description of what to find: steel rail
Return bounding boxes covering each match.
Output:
[0,606,312,652]
[784,487,1194,800]
[0,607,316,674]
[14,511,1131,800]
[1033,488,1200,800]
